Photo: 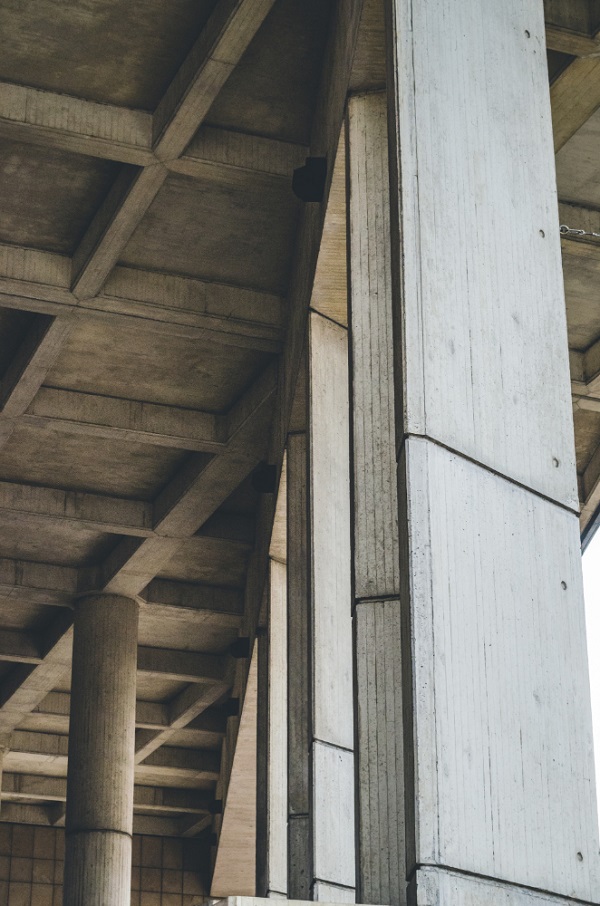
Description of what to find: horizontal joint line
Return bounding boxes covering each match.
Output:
[355,593,400,605]
[65,827,132,840]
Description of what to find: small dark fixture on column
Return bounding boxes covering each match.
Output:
[292,156,327,202]
[252,461,277,493]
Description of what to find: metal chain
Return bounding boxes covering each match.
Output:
[560,224,600,240]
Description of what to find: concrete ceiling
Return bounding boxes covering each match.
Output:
[0,0,597,890]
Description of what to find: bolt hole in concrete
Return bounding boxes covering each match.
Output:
[582,530,600,833]
[525,29,531,37]
[561,581,568,590]
[577,852,584,862]
[553,457,560,467]
[540,229,546,237]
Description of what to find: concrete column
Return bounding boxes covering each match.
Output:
[63,593,139,906]
[257,559,288,898]
[286,313,355,902]
[347,90,405,906]
[348,1,600,904]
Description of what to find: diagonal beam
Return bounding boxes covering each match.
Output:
[71,164,168,299]
[0,314,72,418]
[70,0,279,300]
[0,612,73,734]
[152,0,277,161]
[135,676,231,764]
[96,367,276,597]
[551,56,600,151]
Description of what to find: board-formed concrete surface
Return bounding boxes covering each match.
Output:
[0,0,597,896]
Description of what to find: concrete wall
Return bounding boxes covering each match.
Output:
[0,824,207,905]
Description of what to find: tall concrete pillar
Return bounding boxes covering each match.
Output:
[347,90,405,906]
[63,594,139,906]
[257,558,288,899]
[287,312,355,902]
[345,2,600,904]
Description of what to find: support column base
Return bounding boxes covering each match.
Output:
[410,867,600,906]
[63,830,131,906]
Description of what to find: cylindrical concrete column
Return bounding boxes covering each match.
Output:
[63,594,139,906]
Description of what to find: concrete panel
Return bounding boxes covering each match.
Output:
[309,311,353,750]
[0,0,219,110]
[347,91,399,600]
[388,0,577,508]
[45,317,274,411]
[121,170,299,295]
[312,742,355,893]
[355,599,404,906]
[402,437,600,901]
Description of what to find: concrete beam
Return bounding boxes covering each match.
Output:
[0,81,306,176]
[551,56,600,151]
[2,773,213,815]
[4,730,220,781]
[24,387,224,453]
[151,0,278,161]
[0,315,73,452]
[0,802,195,838]
[71,163,168,300]
[135,677,231,764]
[0,244,284,352]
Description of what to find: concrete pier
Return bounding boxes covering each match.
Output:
[63,594,139,906]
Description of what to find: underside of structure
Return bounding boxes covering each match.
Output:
[0,0,598,904]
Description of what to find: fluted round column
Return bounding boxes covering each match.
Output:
[63,594,139,906]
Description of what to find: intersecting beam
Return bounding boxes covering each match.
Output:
[23,691,226,735]
[0,245,284,351]
[4,731,221,780]
[135,678,231,764]
[0,80,306,177]
[71,163,168,299]
[0,558,244,618]
[551,56,600,150]
[97,367,276,597]
[69,0,278,300]
[152,0,277,161]
[0,639,230,684]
